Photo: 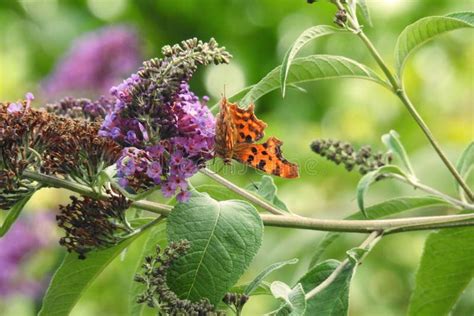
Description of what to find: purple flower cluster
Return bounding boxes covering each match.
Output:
[0,213,56,297]
[100,79,215,202]
[43,25,141,97]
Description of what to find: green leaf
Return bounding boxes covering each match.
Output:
[0,194,33,237]
[299,259,353,316]
[129,223,168,316]
[194,184,242,201]
[280,26,347,97]
[166,193,264,305]
[245,175,290,213]
[309,196,449,267]
[381,130,416,177]
[271,282,307,316]
[455,142,474,199]
[39,219,155,316]
[356,0,372,27]
[230,281,272,296]
[395,12,474,78]
[244,258,298,296]
[408,225,474,316]
[356,165,407,217]
[240,55,389,106]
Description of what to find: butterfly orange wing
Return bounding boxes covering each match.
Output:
[233,136,299,178]
[228,103,267,143]
[215,98,237,162]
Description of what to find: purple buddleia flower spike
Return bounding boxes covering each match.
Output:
[99,38,231,201]
[43,25,141,97]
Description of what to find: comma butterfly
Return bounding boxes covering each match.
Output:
[215,97,299,178]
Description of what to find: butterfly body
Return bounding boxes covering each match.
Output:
[214,98,299,178]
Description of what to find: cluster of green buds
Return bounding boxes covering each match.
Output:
[310,139,392,175]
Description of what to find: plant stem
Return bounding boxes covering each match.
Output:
[259,213,474,233]
[389,174,474,210]
[335,0,473,202]
[305,230,382,300]
[394,90,473,202]
[23,171,474,234]
[199,168,287,215]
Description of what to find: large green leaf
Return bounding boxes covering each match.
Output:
[408,225,474,315]
[395,12,474,78]
[280,25,347,97]
[299,259,353,316]
[240,55,389,106]
[455,142,474,199]
[0,194,33,237]
[166,193,264,305]
[128,223,168,316]
[309,196,449,267]
[39,219,156,316]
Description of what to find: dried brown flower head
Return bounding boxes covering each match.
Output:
[56,192,131,259]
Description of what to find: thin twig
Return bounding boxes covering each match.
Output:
[389,174,474,210]
[305,231,382,300]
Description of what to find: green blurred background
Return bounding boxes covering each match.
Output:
[0,0,473,315]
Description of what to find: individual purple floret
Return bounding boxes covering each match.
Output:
[0,213,56,298]
[43,25,141,97]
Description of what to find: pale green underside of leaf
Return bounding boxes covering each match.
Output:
[356,0,372,27]
[309,196,450,267]
[299,259,353,316]
[244,258,298,296]
[166,193,263,305]
[240,55,389,106]
[280,25,347,96]
[408,225,474,316]
[128,223,168,316]
[356,165,407,217]
[381,130,415,177]
[395,12,474,78]
[245,175,290,213]
[273,282,306,316]
[39,219,155,316]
